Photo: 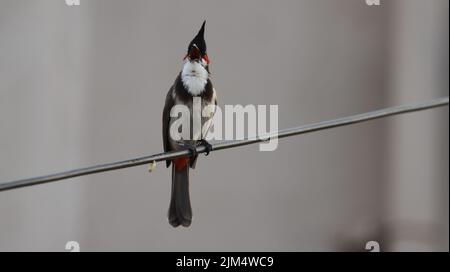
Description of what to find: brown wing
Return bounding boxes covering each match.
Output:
[201,88,218,140]
[162,86,175,168]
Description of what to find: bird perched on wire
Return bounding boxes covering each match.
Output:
[162,21,217,227]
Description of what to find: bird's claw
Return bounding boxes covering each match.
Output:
[187,145,198,158]
[200,139,213,156]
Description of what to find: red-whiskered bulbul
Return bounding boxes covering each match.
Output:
[162,21,217,227]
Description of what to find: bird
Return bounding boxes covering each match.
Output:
[162,21,217,227]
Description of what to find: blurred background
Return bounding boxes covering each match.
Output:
[0,0,448,251]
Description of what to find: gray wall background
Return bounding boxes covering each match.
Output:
[0,0,448,251]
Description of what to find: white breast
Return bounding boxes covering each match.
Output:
[181,60,209,96]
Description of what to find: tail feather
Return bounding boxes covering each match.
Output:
[168,163,192,227]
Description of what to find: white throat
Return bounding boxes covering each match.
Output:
[181,60,209,96]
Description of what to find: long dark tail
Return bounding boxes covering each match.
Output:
[168,161,192,227]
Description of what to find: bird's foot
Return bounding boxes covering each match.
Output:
[186,144,198,158]
[200,139,213,156]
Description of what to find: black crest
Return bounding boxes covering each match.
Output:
[187,21,207,56]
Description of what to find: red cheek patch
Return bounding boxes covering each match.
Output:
[203,54,210,64]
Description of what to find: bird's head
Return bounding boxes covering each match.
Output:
[184,20,209,67]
